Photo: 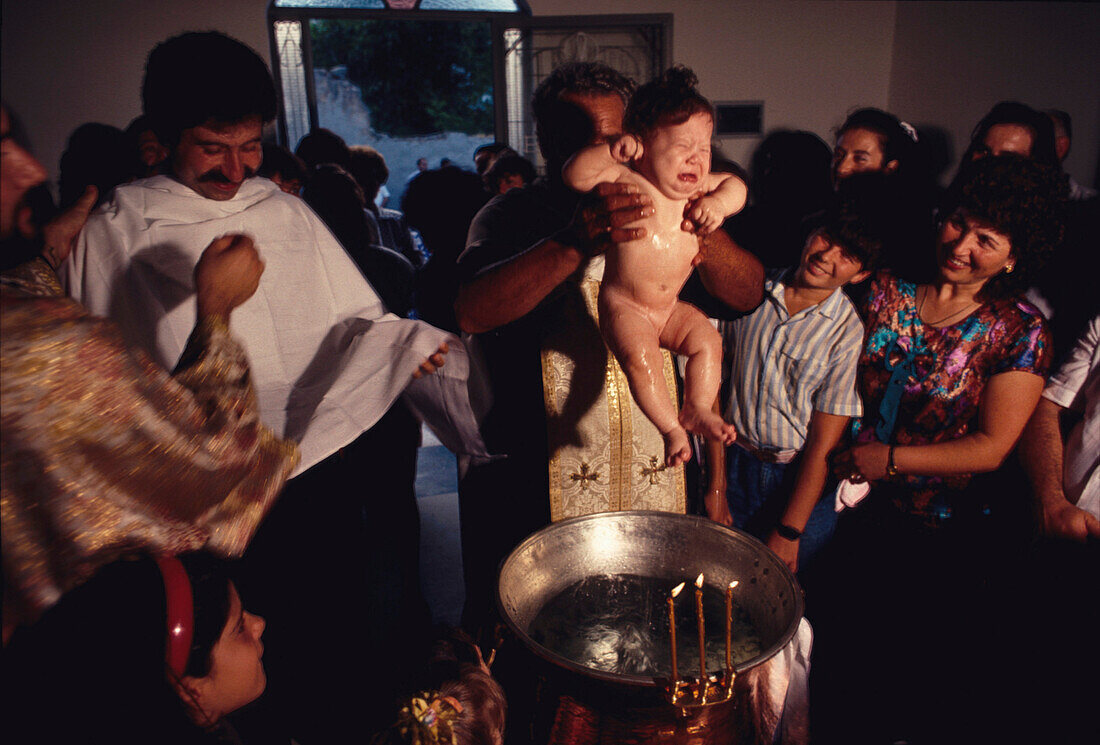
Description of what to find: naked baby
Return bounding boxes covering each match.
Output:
[563,66,747,465]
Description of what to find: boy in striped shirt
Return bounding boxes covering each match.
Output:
[716,197,883,574]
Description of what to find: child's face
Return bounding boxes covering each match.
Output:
[636,111,713,200]
[793,231,870,291]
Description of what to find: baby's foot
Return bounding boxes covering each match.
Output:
[662,426,692,467]
[679,403,737,445]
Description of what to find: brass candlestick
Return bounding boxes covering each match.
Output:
[694,573,706,699]
[725,580,739,672]
[668,581,685,687]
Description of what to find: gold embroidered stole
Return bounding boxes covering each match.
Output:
[541,273,686,521]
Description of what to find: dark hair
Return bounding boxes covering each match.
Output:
[296,128,351,170]
[58,122,132,209]
[259,143,307,184]
[348,145,390,203]
[302,164,369,248]
[473,142,516,175]
[142,32,276,148]
[1046,108,1071,140]
[2,553,233,745]
[835,107,915,171]
[941,154,1068,299]
[624,65,713,139]
[813,172,901,272]
[962,101,1059,168]
[483,153,536,193]
[532,62,634,166]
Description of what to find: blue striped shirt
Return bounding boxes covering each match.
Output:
[722,270,864,452]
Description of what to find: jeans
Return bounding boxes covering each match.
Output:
[724,444,837,572]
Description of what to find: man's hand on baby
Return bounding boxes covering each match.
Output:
[610,134,643,163]
[412,341,449,380]
[683,195,724,235]
[571,182,654,256]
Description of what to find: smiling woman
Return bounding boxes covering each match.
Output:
[814,154,1070,742]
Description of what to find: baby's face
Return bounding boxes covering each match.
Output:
[636,111,713,200]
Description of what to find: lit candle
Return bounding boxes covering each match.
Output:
[695,573,706,684]
[725,580,739,671]
[668,582,685,684]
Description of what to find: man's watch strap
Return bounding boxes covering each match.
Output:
[776,523,802,541]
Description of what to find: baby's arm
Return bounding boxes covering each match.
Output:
[562,135,642,193]
[683,172,748,235]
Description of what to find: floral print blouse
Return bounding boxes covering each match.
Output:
[851,272,1051,519]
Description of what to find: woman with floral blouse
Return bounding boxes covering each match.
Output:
[813,154,1069,744]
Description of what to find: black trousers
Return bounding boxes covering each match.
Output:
[232,401,430,745]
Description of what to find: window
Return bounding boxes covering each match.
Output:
[269,2,668,201]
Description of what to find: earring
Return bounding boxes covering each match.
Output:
[1004,263,1015,274]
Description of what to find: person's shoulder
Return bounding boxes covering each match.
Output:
[992,293,1049,331]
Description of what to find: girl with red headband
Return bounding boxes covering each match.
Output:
[2,552,265,744]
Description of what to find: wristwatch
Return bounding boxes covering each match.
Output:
[776,523,802,541]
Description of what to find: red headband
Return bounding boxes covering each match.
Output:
[154,554,194,679]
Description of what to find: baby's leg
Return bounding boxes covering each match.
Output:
[599,291,692,467]
[660,302,736,445]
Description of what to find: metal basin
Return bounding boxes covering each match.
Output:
[496,510,804,689]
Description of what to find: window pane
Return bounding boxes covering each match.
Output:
[274,0,386,8]
[420,0,523,10]
[309,17,496,204]
[274,0,524,9]
[274,20,311,150]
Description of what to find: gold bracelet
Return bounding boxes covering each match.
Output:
[886,445,900,478]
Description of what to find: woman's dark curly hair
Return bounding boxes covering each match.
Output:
[624,65,714,138]
[940,154,1068,299]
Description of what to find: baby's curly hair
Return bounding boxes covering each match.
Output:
[623,65,714,139]
[941,154,1068,299]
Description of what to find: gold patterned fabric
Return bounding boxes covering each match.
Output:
[1,260,299,623]
[543,269,685,521]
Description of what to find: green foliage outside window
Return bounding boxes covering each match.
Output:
[310,18,494,137]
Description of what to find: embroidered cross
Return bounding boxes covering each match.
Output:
[641,456,665,485]
[569,462,601,491]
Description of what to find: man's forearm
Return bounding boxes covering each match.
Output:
[1019,397,1069,512]
[696,229,764,312]
[455,235,585,334]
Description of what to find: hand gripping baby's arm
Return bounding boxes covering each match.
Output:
[683,172,748,235]
[562,135,641,193]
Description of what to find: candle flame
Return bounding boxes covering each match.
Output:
[695,573,704,588]
[728,580,739,590]
[671,582,685,597]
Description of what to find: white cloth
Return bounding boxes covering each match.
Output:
[738,616,813,744]
[834,478,871,512]
[374,184,390,208]
[66,175,490,476]
[1042,315,1100,518]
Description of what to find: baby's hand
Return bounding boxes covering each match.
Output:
[610,134,643,163]
[683,195,725,235]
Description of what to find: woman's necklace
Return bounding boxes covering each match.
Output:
[917,285,980,328]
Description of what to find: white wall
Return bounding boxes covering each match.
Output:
[3,0,1097,189]
[1,0,269,186]
[888,1,1100,187]
[529,0,900,169]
